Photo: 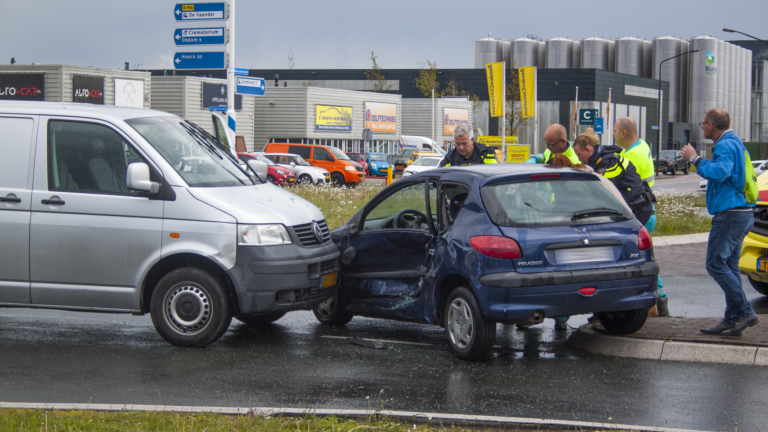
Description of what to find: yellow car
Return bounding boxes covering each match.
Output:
[739,174,768,296]
[406,151,442,167]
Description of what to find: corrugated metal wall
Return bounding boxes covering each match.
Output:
[305,87,401,141]
[149,76,185,117]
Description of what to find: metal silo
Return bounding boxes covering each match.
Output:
[642,39,653,78]
[572,41,581,69]
[735,46,743,136]
[546,37,575,69]
[511,38,540,68]
[615,36,645,76]
[608,40,616,72]
[499,40,511,67]
[744,47,753,139]
[688,36,719,146]
[652,36,687,123]
[538,41,546,68]
[581,37,611,70]
[717,40,726,110]
[475,36,498,69]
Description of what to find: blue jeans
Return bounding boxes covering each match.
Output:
[706,211,756,324]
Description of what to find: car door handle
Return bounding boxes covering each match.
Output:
[41,198,65,205]
[0,197,21,203]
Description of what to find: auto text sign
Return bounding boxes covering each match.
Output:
[174,3,226,21]
[174,27,225,46]
[236,77,266,96]
[0,73,44,101]
[202,82,242,109]
[579,109,598,125]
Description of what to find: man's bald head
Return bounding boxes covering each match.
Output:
[543,124,569,155]
[613,117,638,149]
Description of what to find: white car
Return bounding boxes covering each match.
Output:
[699,160,766,191]
[402,156,442,177]
[259,152,331,185]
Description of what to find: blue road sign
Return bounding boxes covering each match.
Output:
[593,117,604,134]
[174,3,226,21]
[174,52,226,69]
[236,77,266,96]
[652,125,660,130]
[234,68,248,75]
[174,28,225,46]
[209,106,227,112]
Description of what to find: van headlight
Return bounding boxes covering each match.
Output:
[238,224,292,246]
[344,165,355,171]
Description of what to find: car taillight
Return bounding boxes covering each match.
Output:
[638,227,652,250]
[530,173,560,180]
[470,236,522,259]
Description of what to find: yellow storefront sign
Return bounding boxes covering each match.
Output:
[477,136,518,146]
[485,62,504,118]
[364,102,397,133]
[315,105,352,131]
[506,145,530,163]
[443,108,469,135]
[518,66,535,119]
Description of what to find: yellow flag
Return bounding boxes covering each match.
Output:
[518,66,535,119]
[485,62,503,118]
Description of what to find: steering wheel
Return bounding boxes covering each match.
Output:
[394,209,429,230]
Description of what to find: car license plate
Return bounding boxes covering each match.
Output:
[758,258,768,272]
[287,177,295,183]
[320,272,337,289]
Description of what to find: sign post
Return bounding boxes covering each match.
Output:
[226,0,236,138]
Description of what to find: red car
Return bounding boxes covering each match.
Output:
[238,152,296,185]
[345,152,369,176]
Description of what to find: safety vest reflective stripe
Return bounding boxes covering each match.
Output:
[603,155,630,180]
[621,140,655,187]
[542,142,581,165]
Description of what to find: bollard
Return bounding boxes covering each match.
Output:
[386,166,393,185]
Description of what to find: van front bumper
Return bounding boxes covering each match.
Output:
[227,241,340,316]
[739,231,768,282]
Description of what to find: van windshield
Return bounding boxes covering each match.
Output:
[328,146,351,161]
[126,116,256,187]
[399,150,414,158]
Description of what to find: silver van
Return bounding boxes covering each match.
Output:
[0,101,340,347]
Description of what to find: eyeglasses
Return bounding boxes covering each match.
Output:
[698,122,712,127]
[544,139,561,148]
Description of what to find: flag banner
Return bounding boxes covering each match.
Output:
[485,62,504,118]
[518,66,535,119]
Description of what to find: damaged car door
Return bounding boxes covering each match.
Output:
[341,179,437,321]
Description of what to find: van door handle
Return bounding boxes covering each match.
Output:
[0,197,21,203]
[41,198,65,205]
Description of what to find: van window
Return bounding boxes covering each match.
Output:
[313,147,334,162]
[288,145,311,159]
[47,120,146,195]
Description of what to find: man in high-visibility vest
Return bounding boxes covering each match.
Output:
[525,124,581,165]
[438,123,498,167]
[614,117,668,317]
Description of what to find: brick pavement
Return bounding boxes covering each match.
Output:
[616,315,768,347]
[654,241,709,276]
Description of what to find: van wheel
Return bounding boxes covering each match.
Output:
[749,277,768,296]
[298,174,312,185]
[150,267,232,347]
[444,287,495,360]
[331,172,345,187]
[267,175,276,184]
[236,312,286,326]
[313,291,353,326]
[596,308,649,335]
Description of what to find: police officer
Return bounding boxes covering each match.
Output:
[613,117,668,316]
[526,124,581,165]
[439,123,498,167]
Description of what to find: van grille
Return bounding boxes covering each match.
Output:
[320,258,337,274]
[293,220,331,246]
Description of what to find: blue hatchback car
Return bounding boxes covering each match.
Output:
[365,152,391,176]
[313,164,659,360]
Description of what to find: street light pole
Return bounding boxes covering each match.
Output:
[656,50,699,165]
[722,28,768,46]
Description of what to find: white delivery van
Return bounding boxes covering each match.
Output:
[399,135,446,155]
[0,101,340,347]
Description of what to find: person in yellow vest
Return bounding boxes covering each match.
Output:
[613,117,668,317]
[438,123,498,167]
[525,124,581,165]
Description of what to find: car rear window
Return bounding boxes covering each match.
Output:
[481,177,632,227]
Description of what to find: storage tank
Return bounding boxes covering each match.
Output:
[688,36,719,146]
[475,35,498,69]
[730,43,737,128]
[581,37,611,70]
[735,46,743,136]
[642,39,653,78]
[717,40,726,112]
[538,41,546,68]
[499,40,511,67]
[546,37,575,69]
[744,48,753,139]
[572,41,581,69]
[511,38,540,67]
[608,40,616,72]
[615,36,645,76]
[652,36,688,123]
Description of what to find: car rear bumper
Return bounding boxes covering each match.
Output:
[476,261,659,320]
[739,231,768,282]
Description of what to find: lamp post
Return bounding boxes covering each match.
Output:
[656,50,699,165]
[722,28,768,46]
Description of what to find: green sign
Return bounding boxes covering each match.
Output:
[579,109,598,125]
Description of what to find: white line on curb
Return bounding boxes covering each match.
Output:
[321,336,432,346]
[0,402,710,432]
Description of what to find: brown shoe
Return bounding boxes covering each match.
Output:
[647,305,659,318]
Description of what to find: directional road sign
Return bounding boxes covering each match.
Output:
[173,52,226,69]
[174,27,225,46]
[174,3,226,21]
[236,77,266,96]
[209,106,227,112]
[579,109,598,125]
[234,68,248,75]
[593,117,604,134]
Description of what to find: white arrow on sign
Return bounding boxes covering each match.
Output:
[175,9,181,15]
[175,57,181,64]
[175,33,181,40]
[220,86,225,95]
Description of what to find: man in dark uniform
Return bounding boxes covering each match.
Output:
[439,123,498,167]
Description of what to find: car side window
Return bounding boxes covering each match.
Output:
[288,145,311,159]
[314,147,334,162]
[440,183,471,230]
[363,182,429,231]
[48,120,146,196]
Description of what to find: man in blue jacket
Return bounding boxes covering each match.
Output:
[681,108,760,336]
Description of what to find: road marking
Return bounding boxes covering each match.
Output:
[0,402,710,432]
[321,335,432,346]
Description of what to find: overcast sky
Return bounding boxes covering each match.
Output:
[1,0,765,71]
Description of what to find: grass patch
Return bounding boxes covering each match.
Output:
[289,184,384,230]
[0,409,651,432]
[654,190,711,236]
[692,193,707,208]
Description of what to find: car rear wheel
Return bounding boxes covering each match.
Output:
[298,174,312,185]
[671,165,677,175]
[267,175,276,184]
[313,291,353,326]
[444,287,495,360]
[596,307,649,335]
[236,312,286,326]
[331,172,345,187]
[748,277,768,296]
[150,267,232,347]
[683,163,690,174]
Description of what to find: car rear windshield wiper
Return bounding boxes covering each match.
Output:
[571,208,624,220]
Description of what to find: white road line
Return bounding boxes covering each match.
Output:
[321,335,432,346]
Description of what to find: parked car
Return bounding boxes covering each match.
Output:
[394,149,416,171]
[312,164,658,360]
[699,160,766,191]
[406,151,443,167]
[364,152,392,176]
[346,153,369,176]
[0,101,340,347]
[239,152,295,186]
[264,143,363,186]
[260,153,331,185]
[655,150,690,175]
[402,156,441,177]
[739,167,768,296]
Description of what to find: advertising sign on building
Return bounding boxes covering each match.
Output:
[202,82,242,109]
[0,73,44,101]
[315,105,352,131]
[506,145,530,163]
[364,102,397,133]
[114,79,145,108]
[476,136,518,146]
[72,75,104,104]
[443,108,469,135]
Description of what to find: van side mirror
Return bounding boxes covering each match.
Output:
[126,162,160,195]
[247,159,269,181]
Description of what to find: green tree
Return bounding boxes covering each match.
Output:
[413,60,443,97]
[364,51,393,92]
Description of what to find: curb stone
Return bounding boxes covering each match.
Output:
[569,324,767,367]
[653,232,709,246]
